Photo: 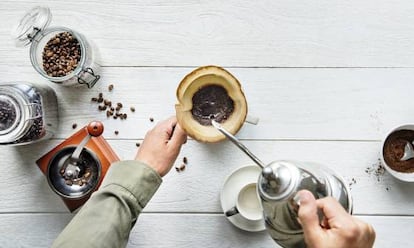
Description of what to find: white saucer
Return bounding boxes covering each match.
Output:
[220,165,266,232]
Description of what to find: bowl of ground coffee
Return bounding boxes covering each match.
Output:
[175,66,248,143]
[381,124,414,182]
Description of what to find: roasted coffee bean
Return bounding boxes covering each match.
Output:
[104,99,110,106]
[136,142,140,147]
[110,107,115,111]
[42,32,81,77]
[116,106,121,111]
[114,130,119,135]
[130,106,135,112]
[72,123,77,129]
[123,113,127,119]
[150,117,154,122]
[91,97,98,102]
[106,110,112,117]
[175,164,186,172]
[98,93,103,98]
[117,102,123,108]
[183,157,188,164]
[108,84,114,91]
[113,115,118,119]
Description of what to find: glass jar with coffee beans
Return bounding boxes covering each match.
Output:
[13,6,101,88]
[0,82,58,146]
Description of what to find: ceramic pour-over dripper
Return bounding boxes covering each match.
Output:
[175,66,248,143]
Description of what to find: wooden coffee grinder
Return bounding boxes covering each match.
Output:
[36,121,119,212]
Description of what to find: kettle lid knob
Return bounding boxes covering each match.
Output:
[259,161,299,200]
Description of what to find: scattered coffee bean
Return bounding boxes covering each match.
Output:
[89,91,131,123]
[175,164,186,172]
[108,84,114,91]
[150,117,154,122]
[42,32,81,77]
[72,123,77,129]
[130,106,135,112]
[136,142,140,147]
[114,130,119,135]
[183,157,188,164]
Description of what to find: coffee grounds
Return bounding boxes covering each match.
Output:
[383,129,414,173]
[191,85,234,126]
[42,32,81,77]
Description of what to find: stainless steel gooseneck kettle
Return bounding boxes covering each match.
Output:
[212,120,352,248]
[258,160,352,248]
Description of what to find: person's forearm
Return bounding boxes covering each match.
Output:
[52,160,162,248]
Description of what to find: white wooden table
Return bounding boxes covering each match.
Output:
[1,1,414,247]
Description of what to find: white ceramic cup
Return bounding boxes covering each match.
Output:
[224,183,263,221]
[380,124,414,182]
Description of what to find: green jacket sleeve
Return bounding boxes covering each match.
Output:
[52,160,162,248]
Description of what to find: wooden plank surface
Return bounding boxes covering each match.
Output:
[1,0,414,67]
[0,214,412,248]
[1,139,412,215]
[1,0,414,247]
[1,65,414,140]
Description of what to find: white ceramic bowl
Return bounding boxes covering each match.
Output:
[380,124,414,182]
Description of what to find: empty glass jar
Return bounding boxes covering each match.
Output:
[0,82,58,145]
[13,6,101,88]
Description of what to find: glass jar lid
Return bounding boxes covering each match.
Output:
[12,6,52,47]
[0,86,32,143]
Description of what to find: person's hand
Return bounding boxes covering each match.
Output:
[135,116,187,177]
[296,190,376,248]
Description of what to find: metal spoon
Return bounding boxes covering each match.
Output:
[400,141,414,161]
[211,120,266,168]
